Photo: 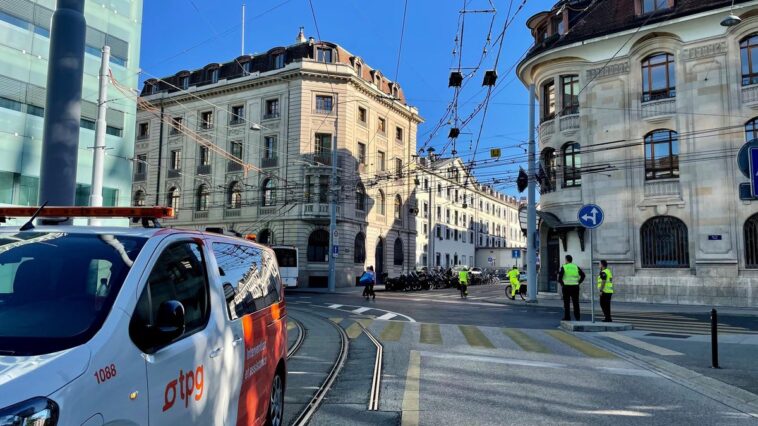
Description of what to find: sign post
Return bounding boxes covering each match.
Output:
[577,204,604,323]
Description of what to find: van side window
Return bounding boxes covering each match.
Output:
[212,243,280,320]
[130,242,210,352]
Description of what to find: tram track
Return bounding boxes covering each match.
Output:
[286,316,305,360]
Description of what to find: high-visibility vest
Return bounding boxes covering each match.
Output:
[597,268,613,294]
[563,263,580,285]
[459,270,469,284]
[507,269,520,284]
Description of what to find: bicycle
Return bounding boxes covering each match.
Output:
[505,282,527,300]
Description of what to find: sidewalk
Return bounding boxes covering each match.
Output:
[286,284,386,295]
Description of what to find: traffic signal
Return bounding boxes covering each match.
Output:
[517,168,528,193]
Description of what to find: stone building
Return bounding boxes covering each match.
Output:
[517,0,758,306]
[413,156,525,270]
[133,30,422,288]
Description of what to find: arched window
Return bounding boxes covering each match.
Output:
[167,187,180,211]
[258,229,272,245]
[640,216,689,268]
[307,229,329,262]
[355,183,366,211]
[540,148,557,193]
[740,34,758,86]
[644,130,679,180]
[228,181,242,209]
[393,237,404,266]
[394,195,402,221]
[133,190,146,207]
[562,142,581,187]
[746,214,758,269]
[745,117,758,143]
[354,232,366,263]
[196,185,209,211]
[641,53,676,102]
[262,179,275,206]
[377,190,386,216]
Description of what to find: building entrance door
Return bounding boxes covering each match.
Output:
[375,237,384,284]
[546,229,560,292]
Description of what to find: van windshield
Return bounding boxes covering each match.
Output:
[0,232,147,356]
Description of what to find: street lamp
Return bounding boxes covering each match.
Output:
[721,0,742,27]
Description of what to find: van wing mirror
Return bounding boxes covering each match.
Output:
[156,300,185,341]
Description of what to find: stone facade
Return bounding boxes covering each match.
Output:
[518,1,758,306]
[133,33,422,288]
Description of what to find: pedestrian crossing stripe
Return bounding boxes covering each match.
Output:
[420,324,442,345]
[601,332,683,356]
[612,315,756,335]
[458,325,495,348]
[545,330,616,359]
[381,322,405,341]
[503,329,550,353]
[346,322,363,339]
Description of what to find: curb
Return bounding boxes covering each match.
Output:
[577,333,758,418]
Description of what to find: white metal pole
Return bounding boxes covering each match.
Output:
[328,99,338,292]
[241,3,245,56]
[590,229,595,323]
[526,83,537,302]
[89,45,110,226]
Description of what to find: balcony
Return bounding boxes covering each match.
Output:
[196,164,211,175]
[227,162,243,172]
[644,179,681,198]
[559,113,579,133]
[199,123,214,131]
[263,112,280,120]
[228,118,244,126]
[133,172,146,182]
[167,169,181,179]
[313,107,333,115]
[224,208,241,218]
[742,84,758,109]
[259,206,278,216]
[312,153,332,166]
[539,118,555,141]
[261,157,278,168]
[303,203,340,218]
[641,98,675,122]
[193,211,208,220]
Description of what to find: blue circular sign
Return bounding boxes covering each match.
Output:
[578,204,604,229]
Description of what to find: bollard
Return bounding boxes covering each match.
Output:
[711,308,720,369]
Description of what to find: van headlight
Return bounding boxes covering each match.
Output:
[0,397,58,426]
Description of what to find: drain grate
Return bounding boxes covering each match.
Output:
[645,332,690,339]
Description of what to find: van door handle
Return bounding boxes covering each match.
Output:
[232,337,243,347]
[209,347,223,358]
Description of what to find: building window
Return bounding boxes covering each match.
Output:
[562,142,581,187]
[357,142,367,167]
[356,62,363,77]
[358,106,367,124]
[641,53,675,102]
[561,75,579,115]
[746,117,758,143]
[641,0,670,14]
[395,158,403,178]
[395,127,404,143]
[230,105,244,125]
[242,61,252,75]
[315,95,333,113]
[316,47,333,63]
[393,238,404,266]
[741,35,758,86]
[318,175,329,203]
[304,175,314,203]
[355,183,366,211]
[354,232,366,263]
[541,80,555,121]
[641,216,689,268]
[137,122,149,139]
[394,195,402,221]
[307,229,329,262]
[170,117,183,135]
[230,141,243,161]
[644,129,679,180]
[180,76,189,90]
[167,187,180,211]
[135,154,147,175]
[378,190,386,215]
[377,151,386,171]
[257,229,272,245]
[262,179,276,206]
[265,99,280,118]
[200,110,214,129]
[228,182,242,209]
[540,148,556,193]
[745,213,758,269]
[315,133,331,155]
[199,146,210,166]
[377,117,386,134]
[273,53,285,69]
[264,136,277,159]
[133,190,146,206]
[170,150,181,171]
[196,185,209,211]
[208,68,219,84]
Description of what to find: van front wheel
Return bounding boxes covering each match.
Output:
[266,372,284,426]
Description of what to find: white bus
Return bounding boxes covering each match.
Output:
[271,245,299,288]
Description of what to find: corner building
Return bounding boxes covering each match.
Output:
[518,0,758,306]
[133,31,422,288]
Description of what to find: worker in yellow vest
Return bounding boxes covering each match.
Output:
[597,259,614,322]
[458,267,469,298]
[507,266,521,300]
[558,254,586,321]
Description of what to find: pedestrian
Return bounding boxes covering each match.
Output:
[507,266,521,300]
[458,267,469,298]
[360,266,376,300]
[597,260,613,322]
[558,255,585,321]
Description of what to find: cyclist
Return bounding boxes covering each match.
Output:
[507,266,521,300]
[458,267,470,298]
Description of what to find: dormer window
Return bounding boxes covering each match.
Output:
[208,68,219,83]
[273,53,285,69]
[356,62,362,77]
[243,61,252,75]
[316,47,333,63]
[640,0,671,14]
[180,75,189,90]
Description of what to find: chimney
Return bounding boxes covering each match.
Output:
[296,26,306,43]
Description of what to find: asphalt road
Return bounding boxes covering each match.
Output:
[282,285,758,425]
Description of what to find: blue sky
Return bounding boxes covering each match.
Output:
[140,0,546,196]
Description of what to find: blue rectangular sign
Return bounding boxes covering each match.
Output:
[512,250,521,259]
[751,147,758,198]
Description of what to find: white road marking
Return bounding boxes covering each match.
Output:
[328,304,343,309]
[602,332,683,356]
[353,307,372,314]
[377,313,398,320]
[321,303,416,322]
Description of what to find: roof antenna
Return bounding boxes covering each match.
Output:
[19,201,48,231]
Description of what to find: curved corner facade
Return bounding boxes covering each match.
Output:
[518,0,758,306]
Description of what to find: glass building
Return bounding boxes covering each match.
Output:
[0,0,143,208]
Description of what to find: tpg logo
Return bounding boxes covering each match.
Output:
[163,365,204,412]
